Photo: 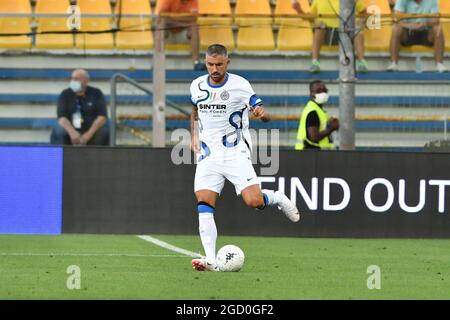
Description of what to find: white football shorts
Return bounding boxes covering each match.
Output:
[194,156,259,195]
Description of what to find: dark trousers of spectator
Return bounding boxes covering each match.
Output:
[50,124,110,146]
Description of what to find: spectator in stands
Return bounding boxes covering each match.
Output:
[157,0,204,71]
[292,0,369,73]
[50,69,109,146]
[295,80,339,150]
[388,0,447,72]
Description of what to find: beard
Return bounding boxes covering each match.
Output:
[210,72,225,82]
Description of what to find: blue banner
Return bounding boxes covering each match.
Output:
[0,146,63,234]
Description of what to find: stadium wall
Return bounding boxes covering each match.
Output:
[62,147,450,238]
[0,146,449,237]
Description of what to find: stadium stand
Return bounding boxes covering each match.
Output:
[35,0,74,49]
[0,0,446,54]
[153,0,195,52]
[0,0,449,148]
[198,0,235,51]
[364,0,392,53]
[115,0,154,50]
[275,0,313,51]
[75,0,114,50]
[441,0,450,52]
[0,0,32,49]
[235,0,275,51]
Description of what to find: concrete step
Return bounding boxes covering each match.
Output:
[1,93,448,108]
[0,53,447,72]
[1,104,447,119]
[1,79,450,99]
[0,104,160,118]
[1,127,443,149]
[1,118,447,133]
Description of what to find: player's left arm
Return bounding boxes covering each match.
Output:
[247,86,270,122]
[249,97,270,122]
[251,105,269,122]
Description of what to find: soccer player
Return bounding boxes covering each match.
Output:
[190,44,300,272]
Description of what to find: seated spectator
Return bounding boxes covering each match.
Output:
[50,69,109,146]
[157,0,204,71]
[292,0,369,73]
[388,0,447,72]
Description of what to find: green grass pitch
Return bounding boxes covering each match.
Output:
[0,234,449,299]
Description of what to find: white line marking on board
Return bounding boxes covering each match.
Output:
[137,235,202,258]
[0,252,185,258]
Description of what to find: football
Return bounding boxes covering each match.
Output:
[216,245,245,272]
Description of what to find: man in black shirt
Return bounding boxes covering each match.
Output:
[50,69,109,146]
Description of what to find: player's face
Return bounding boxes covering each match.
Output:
[205,54,230,85]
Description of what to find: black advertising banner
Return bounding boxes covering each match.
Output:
[63,148,450,238]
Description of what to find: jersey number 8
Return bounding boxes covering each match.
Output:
[222,111,243,148]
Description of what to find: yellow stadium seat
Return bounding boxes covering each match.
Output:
[116,18,154,50]
[235,0,274,51]
[35,0,73,49]
[277,20,313,51]
[365,25,392,52]
[197,0,234,50]
[275,0,312,51]
[199,0,232,15]
[275,0,311,21]
[115,0,153,50]
[363,0,391,52]
[116,0,152,14]
[440,0,450,14]
[441,1,450,15]
[0,0,31,13]
[235,0,271,16]
[442,22,450,51]
[440,0,450,51]
[75,0,114,49]
[236,18,275,51]
[165,42,191,51]
[0,0,32,49]
[363,0,390,12]
[198,17,235,50]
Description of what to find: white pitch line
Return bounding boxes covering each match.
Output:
[137,235,202,258]
[0,252,185,258]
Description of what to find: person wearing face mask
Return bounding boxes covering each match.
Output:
[295,80,339,150]
[50,69,109,146]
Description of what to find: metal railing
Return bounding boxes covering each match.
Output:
[109,72,189,146]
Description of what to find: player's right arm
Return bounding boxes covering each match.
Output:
[190,106,200,153]
[190,80,201,153]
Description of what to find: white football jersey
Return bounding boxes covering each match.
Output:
[190,73,263,161]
